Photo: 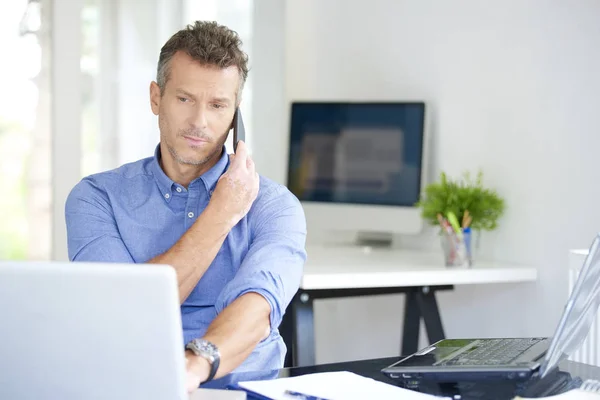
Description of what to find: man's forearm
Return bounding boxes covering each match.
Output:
[149,204,234,303]
[202,292,271,378]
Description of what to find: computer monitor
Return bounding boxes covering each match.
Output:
[286,101,429,243]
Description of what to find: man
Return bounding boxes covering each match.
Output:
[65,21,306,392]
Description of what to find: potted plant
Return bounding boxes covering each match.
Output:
[416,170,506,266]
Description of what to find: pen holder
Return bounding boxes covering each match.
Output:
[440,228,472,267]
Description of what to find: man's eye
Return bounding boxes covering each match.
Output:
[212,104,224,109]
[178,97,188,103]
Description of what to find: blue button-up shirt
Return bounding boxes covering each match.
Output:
[65,145,307,372]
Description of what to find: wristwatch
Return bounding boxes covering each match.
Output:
[186,338,221,383]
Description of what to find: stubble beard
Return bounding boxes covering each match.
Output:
[159,115,227,167]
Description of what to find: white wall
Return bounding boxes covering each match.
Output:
[251,0,287,179]
[251,0,600,363]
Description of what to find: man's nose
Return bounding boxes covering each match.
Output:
[191,105,208,130]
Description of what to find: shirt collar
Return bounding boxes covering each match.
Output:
[194,145,230,193]
[150,144,229,202]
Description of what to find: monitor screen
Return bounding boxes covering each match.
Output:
[287,102,425,207]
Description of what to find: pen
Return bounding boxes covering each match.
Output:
[284,389,331,400]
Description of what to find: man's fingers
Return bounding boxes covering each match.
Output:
[246,156,255,174]
[232,140,248,167]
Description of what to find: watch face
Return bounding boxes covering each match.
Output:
[188,339,220,364]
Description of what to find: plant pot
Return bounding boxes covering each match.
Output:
[440,228,477,268]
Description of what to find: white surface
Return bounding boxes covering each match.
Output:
[0,262,187,400]
[274,0,600,364]
[238,371,444,400]
[303,245,538,290]
[191,388,246,400]
[571,249,590,263]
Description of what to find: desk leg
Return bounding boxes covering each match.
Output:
[293,291,315,367]
[417,287,445,344]
[402,289,420,355]
[401,287,446,355]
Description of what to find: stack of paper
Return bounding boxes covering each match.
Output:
[236,371,448,399]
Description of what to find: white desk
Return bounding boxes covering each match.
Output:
[280,244,538,367]
[302,245,537,289]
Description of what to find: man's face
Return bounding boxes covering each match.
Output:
[150,51,240,166]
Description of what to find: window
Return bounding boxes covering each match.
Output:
[1,0,187,260]
[81,0,101,177]
[0,0,52,260]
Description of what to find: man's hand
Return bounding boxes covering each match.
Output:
[208,141,259,227]
[145,141,259,303]
[185,350,210,394]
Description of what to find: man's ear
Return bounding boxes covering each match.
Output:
[149,81,161,116]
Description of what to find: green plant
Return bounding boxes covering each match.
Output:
[416,170,506,231]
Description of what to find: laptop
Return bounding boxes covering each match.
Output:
[0,261,190,400]
[382,233,600,382]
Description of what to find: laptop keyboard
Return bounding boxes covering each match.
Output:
[438,338,544,366]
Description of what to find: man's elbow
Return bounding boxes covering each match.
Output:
[243,292,272,342]
[257,300,272,342]
[261,324,270,341]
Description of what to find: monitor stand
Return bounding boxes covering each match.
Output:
[354,231,393,249]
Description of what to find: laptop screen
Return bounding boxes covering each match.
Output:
[541,233,600,377]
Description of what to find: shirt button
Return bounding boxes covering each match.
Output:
[176,187,182,193]
[164,193,170,199]
[188,212,194,218]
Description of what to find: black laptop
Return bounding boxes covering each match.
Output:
[382,233,600,382]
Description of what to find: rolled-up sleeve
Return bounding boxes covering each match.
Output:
[65,178,135,263]
[214,186,307,330]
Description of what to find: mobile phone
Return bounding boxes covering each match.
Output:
[232,108,245,153]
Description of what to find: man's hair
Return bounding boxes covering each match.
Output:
[156,21,249,101]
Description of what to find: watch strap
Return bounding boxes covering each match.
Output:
[186,339,221,384]
[203,352,220,384]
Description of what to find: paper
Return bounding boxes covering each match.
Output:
[237,371,446,400]
[190,388,246,400]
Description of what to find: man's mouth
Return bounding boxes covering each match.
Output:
[183,136,209,146]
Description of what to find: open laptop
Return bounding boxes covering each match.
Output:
[0,261,242,400]
[382,232,600,383]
